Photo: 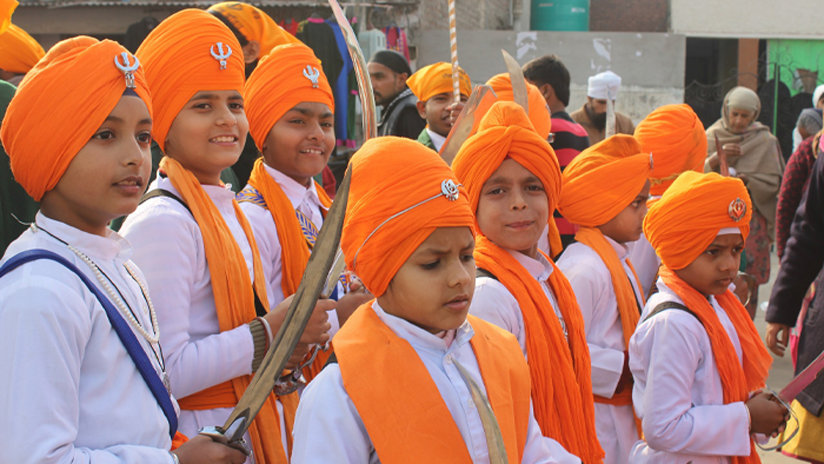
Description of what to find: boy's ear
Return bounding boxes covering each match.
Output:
[242,41,261,63]
[415,100,427,119]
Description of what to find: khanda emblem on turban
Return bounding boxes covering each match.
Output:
[728,197,747,222]
[114,52,140,89]
[303,65,321,88]
[210,42,233,70]
[441,179,460,201]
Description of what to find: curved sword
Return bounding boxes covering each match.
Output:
[328,0,377,140]
[200,167,352,453]
[501,49,528,110]
[453,358,509,463]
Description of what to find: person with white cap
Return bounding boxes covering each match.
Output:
[571,70,634,145]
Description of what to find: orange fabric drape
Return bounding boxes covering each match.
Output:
[247,158,333,380]
[162,157,296,463]
[474,236,604,464]
[335,305,530,463]
[658,266,772,464]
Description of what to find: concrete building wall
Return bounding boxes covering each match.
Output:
[589,0,668,32]
[418,29,685,123]
[671,0,823,39]
[417,0,515,31]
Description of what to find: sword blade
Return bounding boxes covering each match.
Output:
[779,348,824,403]
[439,84,496,165]
[329,0,377,139]
[501,49,528,110]
[218,168,352,444]
[321,248,347,299]
[605,92,616,138]
[453,359,509,463]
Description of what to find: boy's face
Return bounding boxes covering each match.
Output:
[164,89,248,185]
[597,180,650,244]
[675,233,744,297]
[41,95,152,236]
[416,92,469,138]
[378,227,475,334]
[262,102,335,187]
[476,159,548,259]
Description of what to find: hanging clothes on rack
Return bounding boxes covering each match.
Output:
[383,25,409,61]
[279,18,299,36]
[327,17,357,148]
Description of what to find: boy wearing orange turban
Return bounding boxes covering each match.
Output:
[452,101,600,463]
[0,23,44,85]
[0,35,245,464]
[406,61,471,151]
[555,134,652,464]
[291,136,573,463]
[239,42,372,380]
[629,171,786,463]
[629,103,708,296]
[119,10,333,464]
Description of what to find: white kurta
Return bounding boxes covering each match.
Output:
[556,239,643,464]
[290,301,580,464]
[121,177,281,453]
[425,127,447,152]
[0,213,175,463]
[470,249,565,355]
[238,164,340,334]
[628,280,752,463]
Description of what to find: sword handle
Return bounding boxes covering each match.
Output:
[198,425,252,456]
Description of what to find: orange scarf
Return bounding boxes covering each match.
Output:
[247,158,333,381]
[161,157,296,463]
[474,235,604,463]
[335,305,530,463]
[658,266,772,464]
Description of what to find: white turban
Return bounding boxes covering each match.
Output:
[587,70,621,100]
[813,84,824,107]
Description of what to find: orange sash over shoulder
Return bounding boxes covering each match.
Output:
[474,236,604,463]
[334,304,531,464]
[162,158,297,464]
[246,158,333,380]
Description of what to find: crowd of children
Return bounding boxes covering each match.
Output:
[0,2,796,463]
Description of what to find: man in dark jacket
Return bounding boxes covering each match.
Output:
[368,50,425,139]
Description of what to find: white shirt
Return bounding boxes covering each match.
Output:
[290,301,580,464]
[426,127,447,152]
[470,249,565,355]
[556,238,643,464]
[0,213,175,463]
[238,164,340,333]
[628,280,751,463]
[120,177,262,445]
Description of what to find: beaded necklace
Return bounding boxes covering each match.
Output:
[34,224,169,389]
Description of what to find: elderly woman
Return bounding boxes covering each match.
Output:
[706,86,785,316]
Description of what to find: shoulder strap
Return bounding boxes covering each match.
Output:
[476,267,499,281]
[140,189,192,215]
[643,300,700,324]
[0,249,178,438]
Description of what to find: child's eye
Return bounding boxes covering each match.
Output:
[461,253,474,263]
[229,102,244,111]
[136,131,152,145]
[193,103,211,110]
[290,119,305,125]
[486,187,504,195]
[526,184,545,192]
[705,248,719,256]
[732,246,744,254]
[321,122,334,129]
[421,260,440,270]
[92,130,114,141]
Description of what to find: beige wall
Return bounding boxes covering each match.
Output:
[671,0,823,38]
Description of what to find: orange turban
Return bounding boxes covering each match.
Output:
[341,137,474,297]
[644,171,752,270]
[245,42,334,151]
[136,9,244,152]
[634,103,707,197]
[208,2,298,58]
[0,23,43,73]
[1,36,151,201]
[452,100,563,256]
[559,134,652,227]
[485,72,551,139]
[406,62,471,102]
[0,0,16,34]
